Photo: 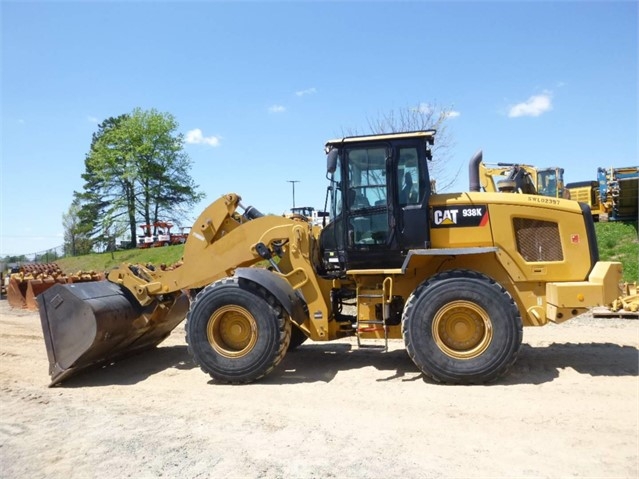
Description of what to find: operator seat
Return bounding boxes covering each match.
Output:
[349,188,370,209]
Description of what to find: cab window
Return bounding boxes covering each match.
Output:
[398,147,421,205]
[346,147,387,208]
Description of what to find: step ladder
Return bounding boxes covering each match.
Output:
[356,277,393,352]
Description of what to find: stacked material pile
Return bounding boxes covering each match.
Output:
[6,263,103,311]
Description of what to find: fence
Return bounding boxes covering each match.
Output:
[1,244,66,265]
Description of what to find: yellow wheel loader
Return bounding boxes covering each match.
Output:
[479,161,566,198]
[37,131,622,386]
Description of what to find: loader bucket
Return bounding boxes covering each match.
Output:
[37,280,190,386]
[25,277,66,311]
[7,276,28,309]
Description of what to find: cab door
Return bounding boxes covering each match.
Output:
[395,141,431,251]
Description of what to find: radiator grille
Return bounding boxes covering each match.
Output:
[514,218,563,262]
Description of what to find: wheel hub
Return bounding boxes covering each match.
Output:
[207,305,258,358]
[432,301,493,359]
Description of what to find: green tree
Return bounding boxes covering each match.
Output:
[62,199,93,256]
[1,254,28,264]
[75,114,131,246]
[75,108,204,247]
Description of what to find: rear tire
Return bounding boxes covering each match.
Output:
[186,277,291,383]
[402,270,522,384]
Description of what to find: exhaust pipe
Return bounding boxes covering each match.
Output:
[468,150,483,192]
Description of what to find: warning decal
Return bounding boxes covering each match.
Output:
[431,205,489,228]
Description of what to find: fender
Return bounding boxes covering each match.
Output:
[235,268,308,325]
[401,247,498,273]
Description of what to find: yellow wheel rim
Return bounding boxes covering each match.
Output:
[432,301,493,359]
[207,305,258,358]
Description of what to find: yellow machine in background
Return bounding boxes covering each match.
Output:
[565,181,605,221]
[38,131,622,386]
[479,162,566,198]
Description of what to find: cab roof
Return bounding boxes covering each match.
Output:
[325,130,436,148]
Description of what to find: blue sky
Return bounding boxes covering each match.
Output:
[1,1,637,257]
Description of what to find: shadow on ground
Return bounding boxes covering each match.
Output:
[57,345,196,388]
[56,340,638,388]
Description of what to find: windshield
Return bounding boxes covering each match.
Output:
[346,147,387,209]
[328,152,344,220]
[328,146,388,219]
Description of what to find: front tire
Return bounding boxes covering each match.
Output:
[186,277,291,383]
[402,270,523,384]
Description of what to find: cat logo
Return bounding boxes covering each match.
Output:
[433,208,459,225]
[431,205,489,228]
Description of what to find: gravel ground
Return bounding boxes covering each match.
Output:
[1,300,637,479]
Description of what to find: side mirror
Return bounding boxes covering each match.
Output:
[326,149,339,174]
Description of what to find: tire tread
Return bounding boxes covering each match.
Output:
[402,269,523,384]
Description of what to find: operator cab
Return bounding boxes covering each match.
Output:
[319,130,435,275]
[537,167,565,198]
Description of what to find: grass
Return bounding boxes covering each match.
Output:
[55,221,638,282]
[595,221,638,283]
[57,245,185,274]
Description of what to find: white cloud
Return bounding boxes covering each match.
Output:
[411,103,460,119]
[295,87,317,97]
[87,116,99,123]
[508,92,553,118]
[269,105,286,113]
[185,128,221,147]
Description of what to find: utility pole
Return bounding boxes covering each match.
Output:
[287,180,300,209]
